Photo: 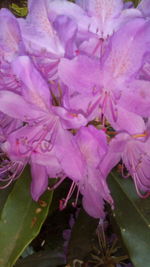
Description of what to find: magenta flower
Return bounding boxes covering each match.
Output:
[74,126,113,218]
[100,125,150,198]
[0,56,87,200]
[76,0,142,38]
[0,8,25,91]
[59,18,150,133]
[18,0,90,80]
[1,0,150,220]
[56,125,113,218]
[138,0,150,17]
[0,8,24,62]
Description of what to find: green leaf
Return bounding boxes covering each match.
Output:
[0,185,13,215]
[108,171,150,267]
[67,209,98,263]
[0,167,53,267]
[15,249,66,267]
[9,3,28,17]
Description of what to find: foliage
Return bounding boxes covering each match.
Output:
[9,2,27,17]
[0,167,53,267]
[108,171,150,267]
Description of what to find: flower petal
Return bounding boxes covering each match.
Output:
[99,134,125,178]
[0,8,23,61]
[0,90,45,121]
[76,126,107,167]
[53,15,77,58]
[138,0,150,17]
[82,186,105,218]
[84,0,123,37]
[58,55,100,94]
[103,19,150,79]
[19,0,64,56]
[53,106,87,129]
[12,56,51,110]
[106,105,146,134]
[48,0,90,32]
[30,163,48,201]
[118,80,150,117]
[54,122,86,182]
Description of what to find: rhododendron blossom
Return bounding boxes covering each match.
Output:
[0,0,150,218]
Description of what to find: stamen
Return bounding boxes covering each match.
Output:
[0,155,25,189]
[132,133,147,139]
[72,187,80,208]
[109,97,118,122]
[58,82,62,99]
[130,154,150,199]
[106,131,116,136]
[121,164,130,179]
[0,178,13,189]
[75,50,80,55]
[87,96,101,116]
[59,181,77,210]
[92,38,104,56]
[101,91,108,114]
[133,174,150,199]
[100,91,108,126]
[16,119,58,156]
[47,176,66,191]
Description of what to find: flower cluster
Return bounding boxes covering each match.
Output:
[0,0,150,218]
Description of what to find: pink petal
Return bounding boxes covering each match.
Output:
[76,126,107,167]
[53,15,77,58]
[86,0,123,37]
[138,0,150,17]
[82,186,105,218]
[12,56,51,110]
[103,19,150,79]
[54,122,86,182]
[19,0,64,57]
[0,90,45,121]
[58,55,100,94]
[48,0,90,32]
[106,105,146,134]
[0,8,23,61]
[86,0,123,18]
[30,163,48,201]
[53,106,87,129]
[118,80,150,117]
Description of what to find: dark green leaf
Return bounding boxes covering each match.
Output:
[67,209,98,263]
[0,185,13,214]
[15,249,66,267]
[108,172,150,267]
[0,167,53,267]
